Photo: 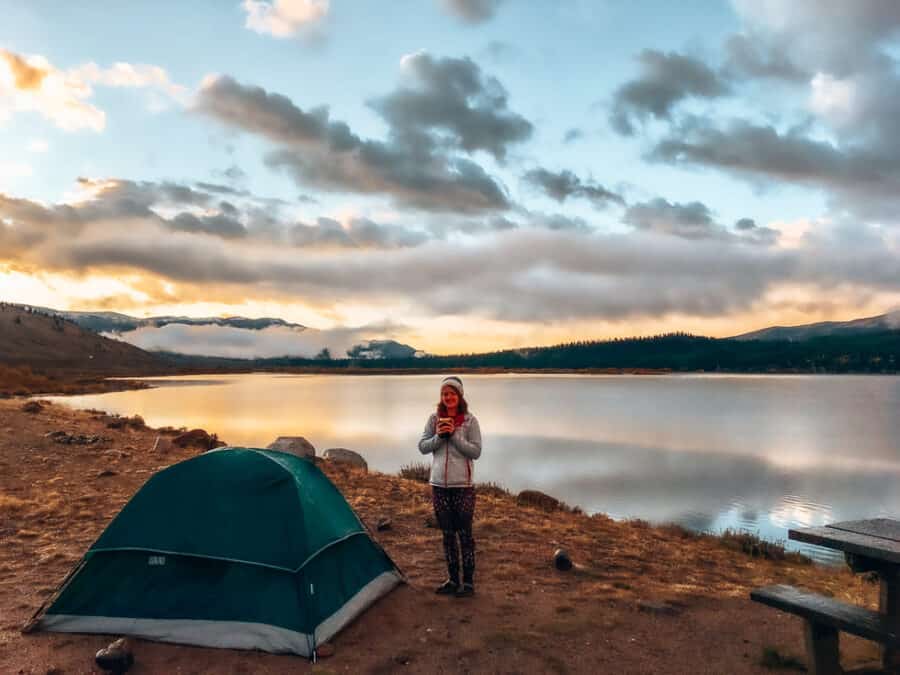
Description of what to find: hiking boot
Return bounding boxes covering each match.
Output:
[435,579,459,595]
[455,582,475,598]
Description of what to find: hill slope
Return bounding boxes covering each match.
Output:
[0,303,170,374]
[732,311,900,341]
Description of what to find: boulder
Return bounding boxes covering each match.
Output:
[323,447,367,471]
[267,436,316,458]
[172,429,224,450]
[516,489,562,511]
[21,401,43,414]
[151,435,174,453]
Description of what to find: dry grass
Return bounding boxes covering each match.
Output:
[0,493,31,512]
[0,365,55,396]
[720,529,811,564]
[398,462,430,482]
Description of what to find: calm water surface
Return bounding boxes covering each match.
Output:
[48,373,900,563]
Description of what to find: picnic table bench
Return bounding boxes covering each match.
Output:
[751,518,900,675]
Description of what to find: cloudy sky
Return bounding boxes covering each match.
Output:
[2,0,900,354]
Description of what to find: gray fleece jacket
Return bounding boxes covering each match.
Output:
[418,412,482,487]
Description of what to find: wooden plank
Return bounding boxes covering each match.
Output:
[750,585,900,647]
[803,620,841,675]
[881,571,900,669]
[789,526,900,565]
[828,518,900,543]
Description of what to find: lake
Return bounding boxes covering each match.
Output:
[47,372,900,563]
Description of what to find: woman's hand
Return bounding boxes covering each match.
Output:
[437,418,455,435]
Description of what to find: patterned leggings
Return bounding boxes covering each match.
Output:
[432,486,476,584]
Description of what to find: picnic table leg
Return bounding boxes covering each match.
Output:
[803,620,841,675]
[881,568,900,670]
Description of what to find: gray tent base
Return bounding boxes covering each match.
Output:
[37,570,401,657]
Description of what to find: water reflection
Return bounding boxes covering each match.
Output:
[49,373,900,563]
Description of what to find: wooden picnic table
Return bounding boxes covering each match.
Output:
[790,518,900,670]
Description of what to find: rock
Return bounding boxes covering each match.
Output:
[553,548,573,571]
[393,652,412,665]
[637,600,680,616]
[424,516,437,529]
[172,429,224,450]
[95,637,134,673]
[376,517,392,531]
[46,431,109,445]
[323,447,367,470]
[316,643,335,658]
[151,435,174,453]
[22,401,43,413]
[516,489,561,511]
[267,436,316,458]
[97,470,117,478]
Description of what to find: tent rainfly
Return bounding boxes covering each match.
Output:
[25,447,403,658]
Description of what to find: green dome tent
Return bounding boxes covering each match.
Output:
[26,447,403,658]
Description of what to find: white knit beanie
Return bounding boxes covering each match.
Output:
[440,376,464,397]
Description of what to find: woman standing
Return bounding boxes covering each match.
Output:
[418,376,482,597]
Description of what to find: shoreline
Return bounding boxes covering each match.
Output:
[0,398,884,672]
[7,365,899,400]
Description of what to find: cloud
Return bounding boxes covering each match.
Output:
[731,0,900,73]
[523,168,624,209]
[243,0,329,38]
[610,49,729,135]
[115,322,394,359]
[650,118,900,219]
[623,198,718,239]
[562,128,584,144]
[289,216,430,248]
[623,197,779,245]
[26,139,49,153]
[0,49,184,132]
[195,73,514,212]
[614,2,900,220]
[723,34,808,82]
[440,0,504,24]
[370,51,533,160]
[5,178,900,326]
[0,50,49,90]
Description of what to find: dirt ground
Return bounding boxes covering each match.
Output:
[0,398,888,674]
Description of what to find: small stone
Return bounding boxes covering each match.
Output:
[424,516,437,529]
[95,637,134,673]
[637,600,679,616]
[376,517,392,531]
[316,643,335,658]
[22,401,43,413]
[97,470,117,478]
[553,548,573,571]
[393,652,412,665]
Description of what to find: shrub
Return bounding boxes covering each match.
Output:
[399,462,430,482]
